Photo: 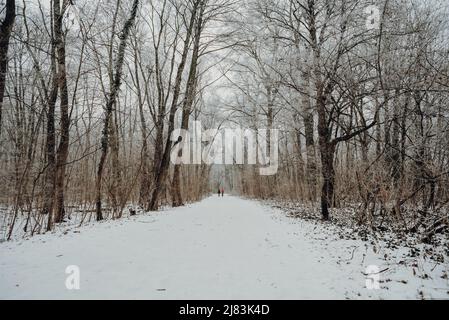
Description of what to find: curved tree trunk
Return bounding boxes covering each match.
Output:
[95,0,140,221]
[172,2,204,207]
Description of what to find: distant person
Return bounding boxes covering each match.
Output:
[221,188,224,197]
[218,188,221,197]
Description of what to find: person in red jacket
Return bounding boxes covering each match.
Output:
[221,188,224,197]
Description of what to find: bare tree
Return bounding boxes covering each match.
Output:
[95,0,140,221]
[53,0,70,223]
[147,0,201,211]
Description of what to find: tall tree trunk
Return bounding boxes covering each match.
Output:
[54,0,70,223]
[0,0,15,139]
[262,86,276,198]
[95,0,139,221]
[293,125,305,197]
[307,0,334,220]
[303,110,317,201]
[43,40,59,230]
[300,46,317,201]
[110,109,121,216]
[172,3,204,207]
[41,0,60,230]
[133,47,151,207]
[319,140,336,221]
[317,89,335,221]
[148,0,200,211]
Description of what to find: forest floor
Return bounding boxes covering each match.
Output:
[0,195,448,299]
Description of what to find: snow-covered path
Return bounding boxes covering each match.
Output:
[0,196,447,299]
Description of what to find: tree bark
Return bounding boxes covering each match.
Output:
[133,46,151,207]
[300,46,317,201]
[95,0,139,221]
[0,0,15,139]
[303,110,317,201]
[54,0,70,223]
[172,2,204,207]
[43,40,58,230]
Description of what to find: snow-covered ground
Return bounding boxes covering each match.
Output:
[0,196,448,299]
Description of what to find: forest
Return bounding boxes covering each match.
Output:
[0,0,449,300]
[1,0,448,239]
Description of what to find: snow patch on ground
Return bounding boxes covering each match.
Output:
[0,196,448,299]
